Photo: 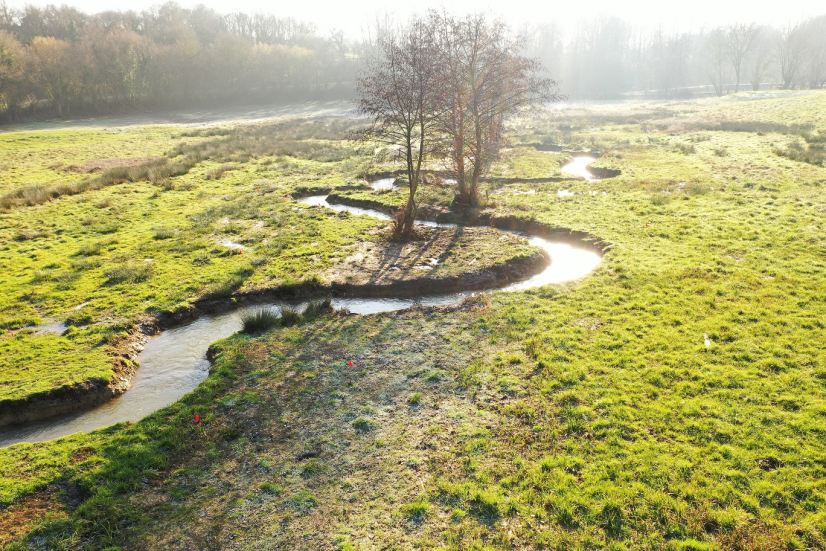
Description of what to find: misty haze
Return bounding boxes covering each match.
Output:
[0,2,825,550]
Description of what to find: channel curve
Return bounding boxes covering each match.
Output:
[0,160,603,447]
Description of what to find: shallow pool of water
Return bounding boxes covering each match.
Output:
[560,156,599,181]
[28,321,68,336]
[370,178,398,191]
[218,239,249,250]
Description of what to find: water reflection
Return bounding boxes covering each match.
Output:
[560,156,599,181]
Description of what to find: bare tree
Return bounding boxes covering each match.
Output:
[565,16,633,99]
[804,16,826,88]
[355,16,439,238]
[0,1,17,28]
[777,20,809,89]
[432,12,560,208]
[725,23,760,92]
[520,22,564,84]
[701,27,730,96]
[746,26,775,91]
[645,26,693,96]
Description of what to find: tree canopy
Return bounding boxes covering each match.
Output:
[355,11,560,236]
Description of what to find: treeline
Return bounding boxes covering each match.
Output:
[0,2,359,121]
[522,15,826,98]
[1,4,825,122]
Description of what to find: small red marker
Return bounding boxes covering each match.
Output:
[485,301,488,307]
[645,223,649,227]
[10,331,14,337]
[348,361,354,367]
[195,414,200,423]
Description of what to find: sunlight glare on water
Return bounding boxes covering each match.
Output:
[560,156,599,181]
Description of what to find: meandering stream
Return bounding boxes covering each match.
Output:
[0,157,603,448]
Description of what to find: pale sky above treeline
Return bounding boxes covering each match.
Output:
[7,0,825,39]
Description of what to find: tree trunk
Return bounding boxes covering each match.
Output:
[467,174,480,208]
[398,194,417,238]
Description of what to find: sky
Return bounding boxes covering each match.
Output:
[8,0,826,39]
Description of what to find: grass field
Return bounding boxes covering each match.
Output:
[0,119,544,407]
[1,90,825,550]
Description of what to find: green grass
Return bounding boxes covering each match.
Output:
[351,416,377,433]
[0,121,386,402]
[103,263,153,285]
[0,121,540,404]
[398,498,431,522]
[1,90,826,550]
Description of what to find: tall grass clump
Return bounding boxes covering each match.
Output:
[239,301,332,333]
[152,227,176,240]
[14,228,48,241]
[76,238,116,256]
[302,298,333,319]
[200,275,245,300]
[104,263,152,285]
[690,120,813,134]
[675,142,696,155]
[775,140,825,167]
[279,305,303,327]
[0,182,71,210]
[240,308,281,333]
[169,119,363,165]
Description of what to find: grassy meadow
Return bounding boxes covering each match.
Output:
[1,90,825,550]
[0,119,543,405]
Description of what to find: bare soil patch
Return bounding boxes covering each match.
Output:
[323,226,538,287]
[0,490,66,546]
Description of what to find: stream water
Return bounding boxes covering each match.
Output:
[0,160,603,448]
[370,177,398,191]
[560,155,599,181]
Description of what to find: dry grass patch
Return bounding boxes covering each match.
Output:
[61,156,166,174]
[0,491,67,547]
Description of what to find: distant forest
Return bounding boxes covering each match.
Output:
[523,15,826,100]
[0,3,824,122]
[0,2,359,121]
